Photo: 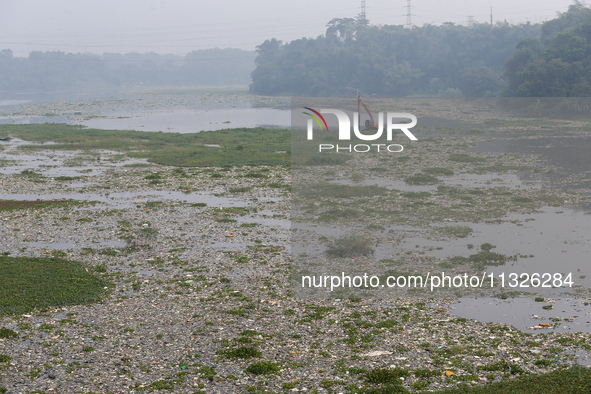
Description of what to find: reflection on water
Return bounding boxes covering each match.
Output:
[0,90,291,133]
[404,206,591,290]
[80,108,290,133]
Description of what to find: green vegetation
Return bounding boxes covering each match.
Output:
[365,368,410,383]
[245,361,280,375]
[250,18,540,96]
[436,226,473,238]
[326,235,374,258]
[351,385,409,394]
[0,199,84,212]
[448,154,487,163]
[505,5,591,97]
[423,167,454,176]
[436,367,591,394]
[319,208,362,221]
[221,346,261,359]
[301,183,387,198]
[0,256,110,315]
[0,124,290,167]
[0,327,18,339]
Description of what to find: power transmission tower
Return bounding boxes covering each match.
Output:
[405,0,413,28]
[360,0,367,22]
[466,15,474,27]
[490,7,493,25]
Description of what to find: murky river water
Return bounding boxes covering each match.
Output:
[2,92,591,341]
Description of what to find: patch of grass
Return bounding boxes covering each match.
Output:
[0,327,18,339]
[305,306,335,320]
[229,187,252,193]
[436,367,590,394]
[0,256,110,315]
[53,176,80,181]
[0,199,85,212]
[302,183,387,198]
[0,124,290,167]
[449,154,486,163]
[473,164,528,173]
[401,191,432,199]
[366,368,410,383]
[17,169,42,177]
[534,359,554,367]
[423,167,454,176]
[326,235,374,258]
[240,330,265,337]
[221,346,261,359]
[376,319,399,328]
[240,223,258,228]
[351,385,409,393]
[318,208,362,221]
[436,226,473,238]
[245,361,280,375]
[512,196,533,204]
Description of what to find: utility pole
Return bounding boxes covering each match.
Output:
[405,0,413,28]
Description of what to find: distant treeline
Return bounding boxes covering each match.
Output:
[0,48,255,92]
[250,2,591,97]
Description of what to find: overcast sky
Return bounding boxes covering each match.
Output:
[0,0,578,57]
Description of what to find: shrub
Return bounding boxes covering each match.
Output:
[366,368,410,383]
[326,235,374,258]
[0,327,17,339]
[245,361,280,375]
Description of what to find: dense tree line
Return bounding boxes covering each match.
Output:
[249,2,591,97]
[0,48,255,92]
[505,2,591,96]
[249,19,540,96]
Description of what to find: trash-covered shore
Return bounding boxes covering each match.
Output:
[0,160,589,394]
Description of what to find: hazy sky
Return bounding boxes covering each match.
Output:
[0,0,577,57]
